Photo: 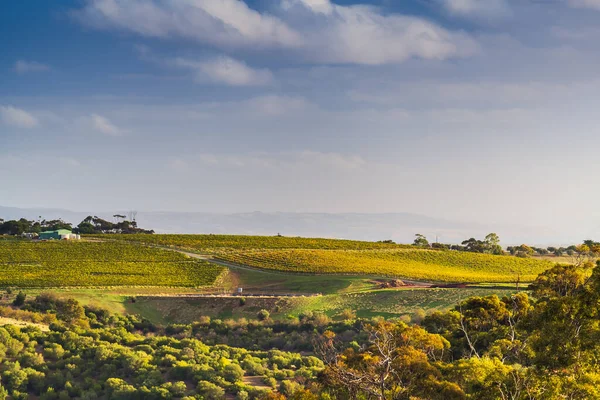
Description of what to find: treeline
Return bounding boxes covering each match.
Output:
[0,215,153,236]
[75,215,154,234]
[508,239,600,257]
[0,218,72,236]
[413,233,600,259]
[413,233,505,255]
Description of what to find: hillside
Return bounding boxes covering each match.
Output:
[96,234,554,283]
[0,241,224,287]
[217,248,554,283]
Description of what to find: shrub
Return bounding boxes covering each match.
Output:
[223,364,244,383]
[257,310,270,321]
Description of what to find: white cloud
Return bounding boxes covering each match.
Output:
[569,0,600,10]
[0,106,39,128]
[284,0,333,14]
[439,0,511,19]
[285,0,476,65]
[173,56,274,86]
[14,60,51,74]
[89,114,122,136]
[74,0,302,48]
[74,0,476,65]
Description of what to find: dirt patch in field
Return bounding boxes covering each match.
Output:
[370,279,432,289]
[0,317,49,331]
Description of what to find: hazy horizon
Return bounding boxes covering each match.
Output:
[1,204,595,246]
[3,0,600,237]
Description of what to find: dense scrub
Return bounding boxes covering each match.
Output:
[0,241,225,287]
[0,297,323,399]
[218,249,553,282]
[90,234,406,252]
[3,261,600,398]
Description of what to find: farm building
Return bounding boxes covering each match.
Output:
[39,230,80,240]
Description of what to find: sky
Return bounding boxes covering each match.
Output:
[2,0,600,236]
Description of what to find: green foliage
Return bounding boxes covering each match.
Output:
[12,292,26,307]
[413,233,430,247]
[0,241,225,287]
[257,309,270,321]
[0,302,321,399]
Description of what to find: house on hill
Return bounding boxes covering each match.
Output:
[39,230,80,240]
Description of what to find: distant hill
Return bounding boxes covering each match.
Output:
[0,205,570,245]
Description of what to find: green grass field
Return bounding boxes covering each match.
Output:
[0,241,225,287]
[217,248,554,283]
[123,287,521,324]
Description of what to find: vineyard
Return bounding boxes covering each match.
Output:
[0,241,225,287]
[216,249,554,283]
[87,234,406,252]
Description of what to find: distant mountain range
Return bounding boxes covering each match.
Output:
[0,205,578,245]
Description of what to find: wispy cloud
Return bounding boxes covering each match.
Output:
[73,0,302,48]
[569,0,600,10]
[74,0,476,65]
[284,0,477,64]
[438,0,511,19]
[88,114,123,136]
[0,105,39,128]
[14,60,51,74]
[173,56,274,86]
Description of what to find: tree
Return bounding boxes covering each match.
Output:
[57,298,85,324]
[484,233,500,247]
[462,238,485,253]
[317,322,462,399]
[413,234,430,247]
[484,233,503,255]
[12,292,26,307]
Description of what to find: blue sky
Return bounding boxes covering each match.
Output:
[2,0,600,235]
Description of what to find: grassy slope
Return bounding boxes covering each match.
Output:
[92,234,554,283]
[125,287,521,324]
[0,241,225,287]
[218,249,554,283]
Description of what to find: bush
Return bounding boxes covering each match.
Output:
[196,381,225,400]
[223,364,244,383]
[257,310,270,321]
